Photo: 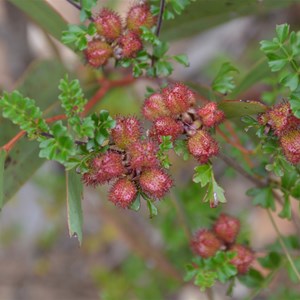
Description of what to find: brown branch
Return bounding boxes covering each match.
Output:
[155,0,166,37]
[65,0,95,22]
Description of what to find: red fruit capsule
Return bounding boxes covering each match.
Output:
[191,229,223,258]
[111,116,142,149]
[197,102,225,127]
[85,40,113,68]
[94,8,123,41]
[213,213,240,244]
[230,244,254,274]
[187,130,219,164]
[126,3,157,34]
[152,116,183,142]
[280,129,300,164]
[139,168,173,199]
[109,178,137,208]
[142,93,170,121]
[128,140,159,170]
[162,83,191,115]
[117,31,143,58]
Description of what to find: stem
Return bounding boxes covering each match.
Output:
[267,209,300,282]
[65,0,95,22]
[155,0,166,37]
[206,288,214,300]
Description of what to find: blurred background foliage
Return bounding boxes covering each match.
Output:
[1,0,300,299]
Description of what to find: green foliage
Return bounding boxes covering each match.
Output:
[246,186,275,211]
[73,0,98,22]
[193,163,226,207]
[174,140,189,161]
[185,251,237,291]
[261,23,300,117]
[66,168,83,245]
[212,62,239,95]
[0,91,49,138]
[59,76,94,138]
[39,121,76,164]
[151,0,196,20]
[157,135,173,169]
[61,23,96,51]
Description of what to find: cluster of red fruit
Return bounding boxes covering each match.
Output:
[143,82,225,164]
[258,102,300,164]
[191,214,254,274]
[83,116,172,208]
[83,82,225,209]
[85,2,156,68]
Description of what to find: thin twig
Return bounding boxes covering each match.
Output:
[206,288,214,300]
[218,152,265,187]
[65,0,95,22]
[155,0,166,37]
[267,209,300,282]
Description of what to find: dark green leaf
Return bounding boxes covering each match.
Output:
[247,187,275,210]
[238,268,265,288]
[146,198,158,218]
[66,169,83,245]
[278,193,292,220]
[193,164,212,186]
[258,251,282,269]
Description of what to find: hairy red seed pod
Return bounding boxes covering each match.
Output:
[267,102,291,136]
[85,40,113,68]
[162,83,192,115]
[109,178,137,208]
[187,130,219,164]
[139,168,173,199]
[83,152,125,185]
[142,93,170,121]
[117,31,143,58]
[126,3,157,34]
[94,8,122,41]
[191,229,223,258]
[280,129,300,164]
[230,244,254,274]
[152,116,183,142]
[197,102,225,127]
[213,214,240,244]
[128,140,159,169]
[112,116,142,149]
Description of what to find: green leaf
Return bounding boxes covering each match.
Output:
[247,187,275,210]
[1,60,67,204]
[218,100,267,118]
[155,60,174,77]
[212,62,238,94]
[146,198,158,218]
[279,73,299,91]
[62,24,92,51]
[276,23,290,43]
[173,54,190,67]
[0,150,6,210]
[66,169,83,245]
[238,268,265,288]
[258,251,281,269]
[174,140,189,160]
[130,194,141,211]
[278,193,292,220]
[193,164,212,187]
[9,0,68,46]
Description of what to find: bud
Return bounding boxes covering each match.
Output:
[117,31,143,58]
[187,130,219,164]
[213,214,240,244]
[280,129,300,164]
[85,40,113,68]
[128,140,158,169]
[109,178,137,208]
[197,102,225,127]
[191,229,223,258]
[152,116,183,142]
[162,83,191,115]
[139,168,173,199]
[142,93,170,121]
[112,116,142,149]
[94,8,123,41]
[126,3,156,34]
[83,152,125,185]
[230,244,254,274]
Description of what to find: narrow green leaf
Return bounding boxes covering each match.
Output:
[146,199,158,218]
[130,194,141,211]
[66,169,83,245]
[173,54,190,67]
[0,150,6,210]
